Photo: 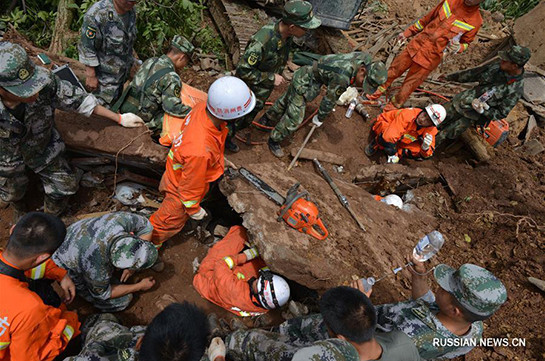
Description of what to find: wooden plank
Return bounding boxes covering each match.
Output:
[290,148,347,165]
[341,30,360,48]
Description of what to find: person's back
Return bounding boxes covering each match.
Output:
[0,212,80,361]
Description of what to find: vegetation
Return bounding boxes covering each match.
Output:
[482,0,540,19]
[1,0,225,59]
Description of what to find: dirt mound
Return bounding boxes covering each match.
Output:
[514,1,545,69]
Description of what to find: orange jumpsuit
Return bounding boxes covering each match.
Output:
[383,0,482,106]
[372,108,438,159]
[193,226,268,317]
[150,102,228,245]
[0,253,80,361]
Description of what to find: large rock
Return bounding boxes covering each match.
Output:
[220,162,437,298]
[514,2,545,69]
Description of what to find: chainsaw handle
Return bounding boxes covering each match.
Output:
[306,218,328,241]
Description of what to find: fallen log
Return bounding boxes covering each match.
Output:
[290,148,346,165]
[354,164,441,193]
[460,129,491,162]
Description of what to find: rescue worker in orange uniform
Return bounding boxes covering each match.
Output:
[0,212,80,361]
[149,76,256,246]
[368,0,483,109]
[365,104,446,163]
[193,225,290,317]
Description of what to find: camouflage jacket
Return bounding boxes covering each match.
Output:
[52,212,153,301]
[291,339,359,361]
[235,21,292,89]
[296,52,370,121]
[126,54,191,129]
[446,61,524,124]
[65,314,144,361]
[78,0,137,84]
[0,72,95,173]
[376,290,483,360]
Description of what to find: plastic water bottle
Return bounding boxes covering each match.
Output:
[360,277,375,292]
[412,231,445,262]
[345,99,357,118]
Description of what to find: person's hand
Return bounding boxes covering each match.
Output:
[408,254,427,275]
[421,133,433,151]
[207,337,226,361]
[349,279,373,298]
[387,155,399,164]
[243,247,259,261]
[118,113,145,127]
[445,42,461,56]
[312,115,323,128]
[224,156,237,170]
[274,74,286,87]
[471,98,486,114]
[190,207,208,221]
[121,269,135,283]
[59,274,76,304]
[137,276,156,291]
[85,75,98,92]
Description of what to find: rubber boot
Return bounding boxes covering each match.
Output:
[255,115,273,132]
[225,137,240,153]
[268,138,284,158]
[43,196,69,217]
[365,140,378,156]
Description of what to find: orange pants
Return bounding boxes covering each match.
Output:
[150,191,190,245]
[383,48,434,107]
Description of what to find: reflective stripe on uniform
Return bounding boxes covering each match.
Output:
[29,263,46,280]
[181,200,198,208]
[403,134,417,142]
[230,307,263,317]
[415,20,424,31]
[62,325,74,341]
[461,43,469,51]
[442,0,452,18]
[172,163,183,170]
[168,150,174,160]
[223,257,235,269]
[0,341,10,350]
[453,20,475,31]
[236,272,245,280]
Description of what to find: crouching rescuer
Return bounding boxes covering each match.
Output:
[193,226,290,316]
[365,104,446,163]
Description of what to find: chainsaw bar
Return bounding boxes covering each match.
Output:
[239,168,285,206]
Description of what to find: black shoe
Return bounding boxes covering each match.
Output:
[255,115,273,132]
[365,143,377,156]
[268,138,284,158]
[225,138,240,153]
[44,196,69,217]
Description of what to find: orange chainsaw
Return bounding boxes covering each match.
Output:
[239,168,328,240]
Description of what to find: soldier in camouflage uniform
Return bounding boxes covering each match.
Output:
[79,0,138,107]
[264,52,387,157]
[228,0,321,152]
[52,212,158,312]
[66,302,211,361]
[436,45,531,146]
[116,35,195,139]
[0,42,144,218]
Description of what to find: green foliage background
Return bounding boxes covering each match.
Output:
[1,0,225,59]
[481,0,541,18]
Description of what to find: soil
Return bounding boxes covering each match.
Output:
[1,1,545,360]
[514,1,545,69]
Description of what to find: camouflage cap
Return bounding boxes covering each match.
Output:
[171,35,195,55]
[283,0,321,30]
[0,41,50,98]
[434,263,507,317]
[499,45,531,67]
[363,61,387,95]
[110,237,158,270]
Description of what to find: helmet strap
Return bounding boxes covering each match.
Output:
[258,269,280,309]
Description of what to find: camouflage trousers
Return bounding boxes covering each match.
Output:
[436,102,476,146]
[272,313,329,344]
[94,76,125,108]
[266,66,320,142]
[65,313,145,361]
[228,83,274,137]
[0,153,78,203]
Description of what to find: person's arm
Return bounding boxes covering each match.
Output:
[236,39,275,87]
[457,22,481,54]
[177,155,210,217]
[419,131,436,158]
[110,277,155,299]
[481,84,523,124]
[78,15,102,91]
[378,110,406,156]
[402,0,442,38]
[161,75,192,118]
[445,62,494,83]
[317,77,349,121]
[26,259,75,304]
[211,254,255,308]
[410,256,430,300]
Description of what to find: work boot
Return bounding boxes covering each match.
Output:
[255,115,273,132]
[365,141,377,156]
[225,137,240,153]
[268,138,284,158]
[44,196,69,217]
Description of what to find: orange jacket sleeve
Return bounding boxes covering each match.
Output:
[458,23,480,53]
[177,154,210,215]
[381,111,411,144]
[24,259,67,282]
[419,129,437,158]
[212,254,253,308]
[4,303,80,361]
[404,0,443,37]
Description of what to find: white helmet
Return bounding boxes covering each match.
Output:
[381,194,403,209]
[206,76,256,120]
[425,104,446,126]
[256,270,290,309]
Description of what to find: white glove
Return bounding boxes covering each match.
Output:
[118,113,145,128]
[421,133,433,151]
[312,115,323,128]
[189,207,207,221]
[471,99,486,114]
[207,337,226,361]
[243,247,259,261]
[387,155,399,164]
